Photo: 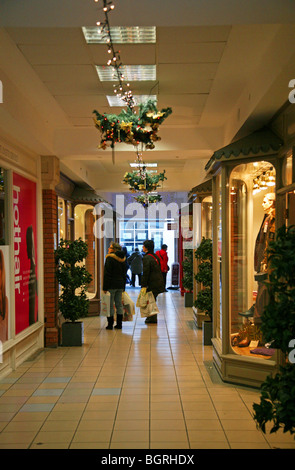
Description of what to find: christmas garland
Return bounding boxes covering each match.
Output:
[122,169,167,193]
[93,99,172,150]
[134,194,162,208]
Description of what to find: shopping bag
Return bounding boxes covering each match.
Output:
[140,292,159,317]
[136,288,148,307]
[122,305,133,322]
[146,291,159,317]
[101,291,111,317]
[122,291,135,315]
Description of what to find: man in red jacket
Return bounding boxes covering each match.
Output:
[155,244,169,292]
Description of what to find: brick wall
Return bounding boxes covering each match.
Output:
[42,189,59,347]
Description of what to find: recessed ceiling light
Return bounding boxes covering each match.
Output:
[96,65,156,82]
[82,26,156,44]
[107,95,157,107]
[130,163,158,167]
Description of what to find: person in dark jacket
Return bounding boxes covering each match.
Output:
[122,246,131,285]
[103,241,127,330]
[127,248,143,287]
[141,239,165,324]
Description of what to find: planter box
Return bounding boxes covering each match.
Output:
[193,307,210,329]
[202,320,212,345]
[184,292,193,307]
[62,321,84,347]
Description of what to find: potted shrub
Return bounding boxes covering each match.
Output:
[194,237,213,345]
[182,249,194,307]
[253,224,295,436]
[55,238,92,346]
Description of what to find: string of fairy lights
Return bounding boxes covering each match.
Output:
[92,0,170,205]
[94,0,136,110]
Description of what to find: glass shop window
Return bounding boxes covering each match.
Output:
[229,161,277,360]
[286,190,295,227]
[201,196,213,239]
[283,152,293,186]
[74,204,96,298]
[57,197,66,243]
[66,202,74,240]
[215,173,222,341]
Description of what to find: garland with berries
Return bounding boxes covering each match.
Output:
[93,99,172,150]
[134,194,162,208]
[122,169,167,193]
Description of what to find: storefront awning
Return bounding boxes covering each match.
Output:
[188,179,212,201]
[70,187,108,204]
[205,127,283,171]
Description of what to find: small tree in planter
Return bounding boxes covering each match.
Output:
[55,238,92,346]
[253,224,295,436]
[194,237,213,344]
[182,249,194,306]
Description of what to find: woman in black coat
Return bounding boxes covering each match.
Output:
[103,241,127,330]
[141,239,165,324]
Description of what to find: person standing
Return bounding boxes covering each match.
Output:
[155,244,169,292]
[103,241,127,330]
[127,248,143,287]
[122,246,131,285]
[141,239,165,324]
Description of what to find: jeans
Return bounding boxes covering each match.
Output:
[109,289,124,317]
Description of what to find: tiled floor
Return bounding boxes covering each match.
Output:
[0,289,294,449]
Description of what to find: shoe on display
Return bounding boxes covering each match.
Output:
[237,337,250,348]
[238,304,255,318]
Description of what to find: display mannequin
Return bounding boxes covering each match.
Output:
[253,192,275,323]
[236,193,275,346]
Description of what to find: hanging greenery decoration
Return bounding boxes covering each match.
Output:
[134,194,162,208]
[91,0,170,201]
[93,99,172,150]
[122,169,167,193]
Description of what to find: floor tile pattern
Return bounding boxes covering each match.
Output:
[0,289,294,449]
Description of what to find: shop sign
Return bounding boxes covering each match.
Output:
[13,173,38,335]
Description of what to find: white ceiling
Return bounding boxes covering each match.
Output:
[1,1,295,197]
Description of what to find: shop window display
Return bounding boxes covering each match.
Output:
[201,196,212,239]
[74,204,97,299]
[229,161,277,360]
[283,152,292,186]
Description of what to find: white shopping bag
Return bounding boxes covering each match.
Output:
[136,288,148,307]
[122,291,135,315]
[140,292,159,317]
[101,291,111,317]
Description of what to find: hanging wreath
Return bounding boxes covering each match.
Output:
[122,169,167,193]
[93,99,172,150]
[134,194,162,207]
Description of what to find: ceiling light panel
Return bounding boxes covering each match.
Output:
[96,65,156,82]
[107,95,157,107]
[82,26,156,44]
[130,163,158,167]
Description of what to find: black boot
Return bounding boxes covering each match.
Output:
[115,314,123,329]
[145,314,157,324]
[106,316,114,330]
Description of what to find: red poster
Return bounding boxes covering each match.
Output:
[13,173,38,335]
